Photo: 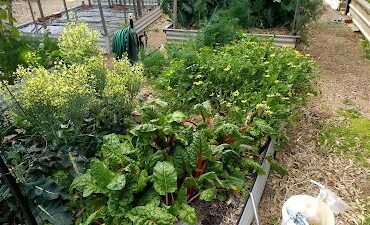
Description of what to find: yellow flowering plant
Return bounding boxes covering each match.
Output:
[2,23,143,142]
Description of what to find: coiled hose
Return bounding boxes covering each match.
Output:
[112,27,139,63]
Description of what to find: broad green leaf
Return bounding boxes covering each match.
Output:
[107,174,126,191]
[90,159,114,190]
[136,170,148,192]
[241,158,265,175]
[152,161,177,195]
[79,208,103,225]
[178,203,197,225]
[34,201,72,225]
[130,124,158,136]
[127,204,177,225]
[199,188,216,201]
[268,157,289,176]
[187,131,211,168]
[137,188,161,207]
[71,173,101,197]
[169,111,186,123]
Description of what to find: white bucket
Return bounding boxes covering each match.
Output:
[281,195,335,225]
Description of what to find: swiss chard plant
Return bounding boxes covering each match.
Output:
[157,36,318,134]
[71,99,266,225]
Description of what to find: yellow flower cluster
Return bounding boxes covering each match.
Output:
[103,59,143,100]
[58,22,103,64]
[15,64,94,109]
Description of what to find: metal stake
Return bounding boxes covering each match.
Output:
[26,0,38,32]
[36,0,46,29]
[0,153,37,225]
[62,0,69,20]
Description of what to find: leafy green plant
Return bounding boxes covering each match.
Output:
[160,0,322,31]
[158,37,318,133]
[141,50,167,78]
[196,13,241,47]
[2,23,143,143]
[71,100,265,224]
[0,7,60,83]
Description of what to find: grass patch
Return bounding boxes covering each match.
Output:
[319,109,370,168]
[361,38,370,60]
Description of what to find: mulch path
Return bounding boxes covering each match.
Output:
[258,5,370,225]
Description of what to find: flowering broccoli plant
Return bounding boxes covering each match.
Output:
[2,23,143,143]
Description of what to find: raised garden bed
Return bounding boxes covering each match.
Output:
[176,138,276,225]
[163,24,301,48]
[350,0,370,41]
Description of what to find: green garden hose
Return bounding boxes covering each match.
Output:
[112,27,139,63]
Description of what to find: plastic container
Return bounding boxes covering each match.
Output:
[281,195,335,225]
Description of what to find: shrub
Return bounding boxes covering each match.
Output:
[2,23,143,142]
[157,37,318,129]
[196,14,241,47]
[0,9,60,83]
[141,50,166,78]
[161,0,322,31]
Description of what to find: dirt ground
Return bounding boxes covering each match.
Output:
[11,0,80,25]
[258,6,370,225]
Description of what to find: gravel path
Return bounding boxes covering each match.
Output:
[258,5,370,225]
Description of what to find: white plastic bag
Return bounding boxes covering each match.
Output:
[281,180,350,225]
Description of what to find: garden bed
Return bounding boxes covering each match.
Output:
[163,24,301,48]
[176,138,276,225]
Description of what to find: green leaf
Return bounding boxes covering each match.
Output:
[34,201,72,225]
[152,161,177,195]
[178,203,197,225]
[268,157,289,176]
[127,204,177,225]
[79,208,103,225]
[169,111,186,123]
[107,174,126,191]
[136,170,148,192]
[71,173,101,197]
[193,101,212,117]
[187,131,211,168]
[137,188,161,207]
[130,124,158,136]
[241,158,265,175]
[199,188,216,201]
[90,159,115,190]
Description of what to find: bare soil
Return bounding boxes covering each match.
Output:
[258,5,370,225]
[12,0,80,25]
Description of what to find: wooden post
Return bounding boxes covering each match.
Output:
[97,0,108,36]
[136,0,142,17]
[123,0,127,24]
[26,0,38,32]
[0,154,38,225]
[173,0,177,29]
[36,0,47,29]
[62,0,69,20]
[132,0,138,19]
[292,0,300,34]
[7,0,13,26]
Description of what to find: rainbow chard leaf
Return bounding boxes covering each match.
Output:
[199,187,217,201]
[127,204,177,225]
[107,174,126,191]
[178,203,197,225]
[152,161,177,195]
